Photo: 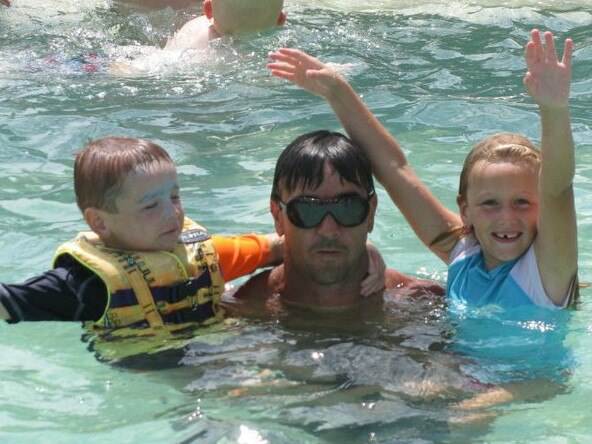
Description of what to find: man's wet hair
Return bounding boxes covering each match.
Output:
[271,130,375,200]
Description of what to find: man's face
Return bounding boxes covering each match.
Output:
[271,163,376,286]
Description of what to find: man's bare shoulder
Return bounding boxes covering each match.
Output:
[221,268,282,318]
[232,269,276,300]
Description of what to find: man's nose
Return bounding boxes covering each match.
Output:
[316,213,340,237]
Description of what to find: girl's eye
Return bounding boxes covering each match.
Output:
[515,198,531,206]
[143,202,158,210]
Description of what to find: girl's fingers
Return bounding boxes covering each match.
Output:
[267,61,296,73]
[525,41,536,70]
[530,29,542,62]
[269,70,294,80]
[562,38,574,67]
[544,31,558,64]
[268,53,298,66]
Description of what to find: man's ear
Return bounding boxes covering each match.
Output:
[270,200,285,236]
[203,0,213,20]
[366,193,378,233]
[84,207,110,238]
[277,10,287,27]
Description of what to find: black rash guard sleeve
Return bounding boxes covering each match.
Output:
[0,264,107,323]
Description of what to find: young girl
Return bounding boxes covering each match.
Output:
[267,29,577,309]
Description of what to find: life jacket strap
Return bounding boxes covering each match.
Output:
[121,253,169,336]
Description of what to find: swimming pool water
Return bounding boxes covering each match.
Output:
[1,0,592,442]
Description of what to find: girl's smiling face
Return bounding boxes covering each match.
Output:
[459,160,539,270]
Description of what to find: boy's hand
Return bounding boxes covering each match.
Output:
[267,48,341,98]
[524,29,573,109]
[361,242,386,297]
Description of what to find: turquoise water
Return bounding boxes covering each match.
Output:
[1,0,592,442]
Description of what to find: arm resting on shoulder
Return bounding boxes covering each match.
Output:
[212,233,283,283]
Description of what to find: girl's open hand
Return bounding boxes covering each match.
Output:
[267,48,341,98]
[524,29,573,108]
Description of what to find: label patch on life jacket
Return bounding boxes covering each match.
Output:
[180,229,211,244]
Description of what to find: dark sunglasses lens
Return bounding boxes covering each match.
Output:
[287,201,324,228]
[332,197,369,226]
[287,195,369,228]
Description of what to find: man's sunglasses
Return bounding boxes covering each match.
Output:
[278,191,374,229]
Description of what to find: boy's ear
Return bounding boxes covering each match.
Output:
[270,200,285,236]
[203,0,213,19]
[277,10,287,27]
[84,207,110,238]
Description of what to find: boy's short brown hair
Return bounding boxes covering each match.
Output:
[74,137,174,213]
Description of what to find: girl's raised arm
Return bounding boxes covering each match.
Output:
[268,49,462,262]
[525,30,578,305]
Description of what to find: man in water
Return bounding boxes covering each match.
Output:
[231,130,444,311]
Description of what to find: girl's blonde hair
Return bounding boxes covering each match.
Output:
[458,132,541,201]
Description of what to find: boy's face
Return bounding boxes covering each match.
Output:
[93,163,185,252]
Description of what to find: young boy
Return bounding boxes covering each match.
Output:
[0,137,284,340]
[164,0,286,51]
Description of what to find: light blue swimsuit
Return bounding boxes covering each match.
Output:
[446,236,576,384]
[446,235,572,309]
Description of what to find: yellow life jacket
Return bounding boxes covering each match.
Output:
[53,218,224,342]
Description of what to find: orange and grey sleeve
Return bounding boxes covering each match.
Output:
[211,234,271,282]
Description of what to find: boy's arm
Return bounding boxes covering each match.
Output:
[268,49,462,262]
[212,233,281,283]
[0,268,106,323]
[213,234,385,295]
[525,30,578,306]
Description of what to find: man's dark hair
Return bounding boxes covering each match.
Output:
[271,130,375,200]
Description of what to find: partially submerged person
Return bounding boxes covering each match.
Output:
[266,29,578,310]
[164,0,286,51]
[108,0,286,75]
[232,130,445,313]
[0,137,284,361]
